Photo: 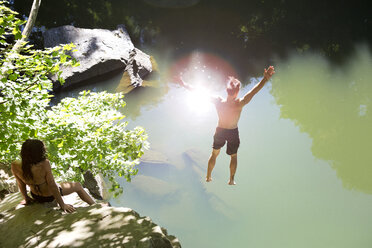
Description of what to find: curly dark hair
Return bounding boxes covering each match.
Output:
[21,139,47,180]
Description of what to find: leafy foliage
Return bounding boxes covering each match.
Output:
[44,91,148,196]
[0,1,78,161]
[0,1,148,196]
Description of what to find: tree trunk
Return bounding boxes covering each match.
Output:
[1,0,41,76]
[12,0,42,53]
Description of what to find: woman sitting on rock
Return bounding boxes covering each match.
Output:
[11,139,95,213]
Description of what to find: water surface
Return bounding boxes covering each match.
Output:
[59,46,372,248]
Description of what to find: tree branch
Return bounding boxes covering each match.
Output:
[1,0,42,78]
[12,0,42,53]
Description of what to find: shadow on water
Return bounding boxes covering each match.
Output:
[116,149,237,227]
[271,45,372,194]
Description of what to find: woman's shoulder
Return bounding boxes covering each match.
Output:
[39,159,51,169]
[11,160,22,174]
[11,160,21,165]
[11,160,21,169]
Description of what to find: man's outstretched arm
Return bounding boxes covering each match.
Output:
[178,77,195,91]
[241,66,275,105]
[177,76,222,104]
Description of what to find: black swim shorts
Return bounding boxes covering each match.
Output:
[212,127,240,155]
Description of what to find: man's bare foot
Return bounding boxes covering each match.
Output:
[206,177,212,182]
[228,180,236,185]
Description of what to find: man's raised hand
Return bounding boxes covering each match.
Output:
[263,66,275,80]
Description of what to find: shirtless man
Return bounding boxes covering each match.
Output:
[179,66,275,185]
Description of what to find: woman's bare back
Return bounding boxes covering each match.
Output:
[12,160,53,196]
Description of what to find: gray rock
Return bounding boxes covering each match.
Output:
[139,150,184,171]
[0,163,17,200]
[131,175,180,196]
[140,150,170,164]
[0,192,181,248]
[83,170,105,200]
[43,25,152,91]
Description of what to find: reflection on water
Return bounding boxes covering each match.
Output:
[271,45,372,194]
[121,84,169,120]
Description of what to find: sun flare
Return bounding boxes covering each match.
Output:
[170,51,239,115]
[186,87,212,114]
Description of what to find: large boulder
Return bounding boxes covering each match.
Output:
[43,25,152,91]
[0,192,181,248]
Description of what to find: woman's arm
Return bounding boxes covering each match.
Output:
[11,162,33,204]
[44,160,75,213]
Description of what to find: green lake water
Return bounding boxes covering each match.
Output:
[58,45,372,248]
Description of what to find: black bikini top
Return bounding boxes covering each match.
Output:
[29,181,47,194]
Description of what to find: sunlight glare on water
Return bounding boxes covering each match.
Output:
[170,51,238,89]
[170,51,238,115]
[185,86,213,114]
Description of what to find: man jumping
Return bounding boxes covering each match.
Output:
[178,66,275,185]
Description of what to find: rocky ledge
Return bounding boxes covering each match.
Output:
[43,25,152,91]
[0,192,181,248]
[0,164,181,247]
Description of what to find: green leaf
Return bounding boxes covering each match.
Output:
[113,153,119,160]
[57,141,64,148]
[8,73,18,81]
[30,129,37,137]
[60,54,67,63]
